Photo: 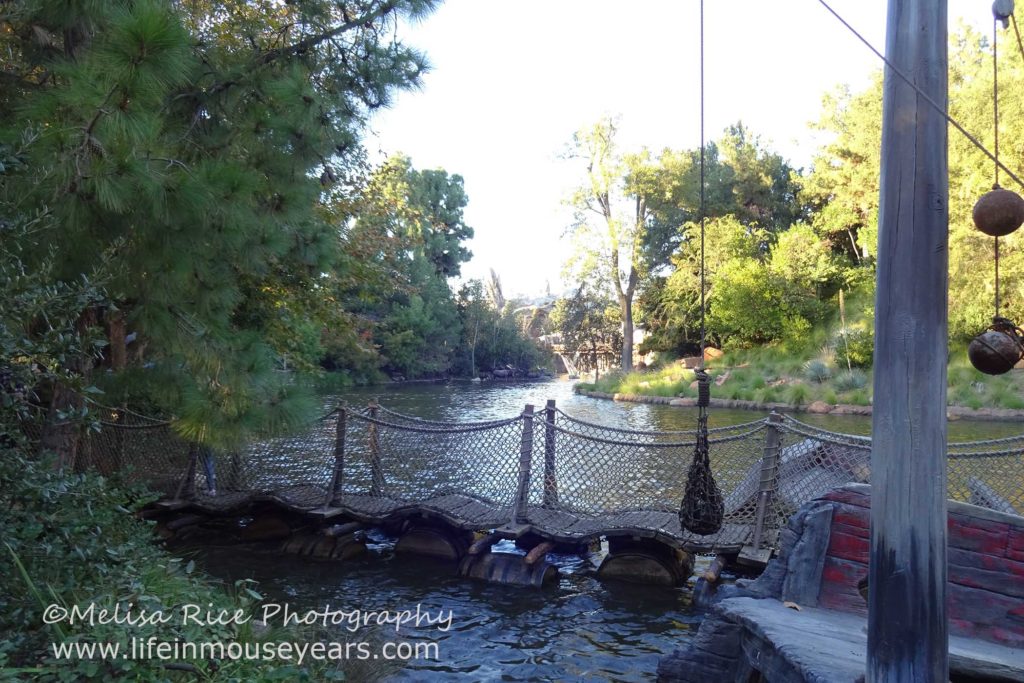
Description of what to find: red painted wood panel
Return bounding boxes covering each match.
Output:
[949,547,1024,580]
[821,488,871,509]
[948,515,1010,555]
[1009,527,1024,549]
[831,521,869,540]
[819,555,868,617]
[832,508,869,532]
[827,529,870,564]
[990,626,1024,648]
[948,582,1024,638]
[801,489,1024,647]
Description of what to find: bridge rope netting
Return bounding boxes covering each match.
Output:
[20,399,1024,553]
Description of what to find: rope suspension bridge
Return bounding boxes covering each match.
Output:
[35,400,1024,586]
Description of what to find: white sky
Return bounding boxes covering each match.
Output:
[368,0,989,298]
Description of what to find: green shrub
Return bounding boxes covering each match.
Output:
[834,369,868,392]
[846,389,869,405]
[0,449,340,681]
[787,383,810,406]
[803,359,833,383]
[835,328,874,368]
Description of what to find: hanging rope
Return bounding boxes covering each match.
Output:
[679,0,724,536]
[994,16,1003,318]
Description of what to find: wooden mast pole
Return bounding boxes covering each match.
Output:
[869,0,949,680]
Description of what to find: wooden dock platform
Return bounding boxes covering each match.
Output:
[658,484,1024,682]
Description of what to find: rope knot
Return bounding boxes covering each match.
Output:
[695,368,711,408]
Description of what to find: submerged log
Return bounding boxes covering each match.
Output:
[468,531,502,555]
[703,554,728,584]
[524,541,555,565]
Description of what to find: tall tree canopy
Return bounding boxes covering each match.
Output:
[0,0,437,453]
[565,116,663,371]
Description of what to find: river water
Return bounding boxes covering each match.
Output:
[190,378,1024,681]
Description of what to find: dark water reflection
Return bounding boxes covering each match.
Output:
[190,378,1024,681]
[194,535,704,682]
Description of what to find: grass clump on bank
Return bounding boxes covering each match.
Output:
[578,346,1024,411]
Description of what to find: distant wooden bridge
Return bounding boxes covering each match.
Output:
[58,401,1024,586]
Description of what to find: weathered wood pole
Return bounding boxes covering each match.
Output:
[543,399,558,506]
[869,1,949,680]
[368,401,385,495]
[750,411,783,551]
[512,404,535,524]
[328,407,346,506]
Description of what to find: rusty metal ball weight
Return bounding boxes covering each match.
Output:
[972,188,1024,237]
[968,320,1024,375]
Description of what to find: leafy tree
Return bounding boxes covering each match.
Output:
[636,124,805,354]
[551,286,621,381]
[659,215,763,349]
[804,75,884,265]
[805,12,1024,341]
[565,116,661,370]
[334,154,473,379]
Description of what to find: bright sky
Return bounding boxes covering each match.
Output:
[369,0,989,298]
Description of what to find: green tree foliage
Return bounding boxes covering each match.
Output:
[635,125,806,353]
[804,12,1024,343]
[633,15,1024,356]
[803,76,884,265]
[453,280,547,377]
[565,116,656,370]
[550,286,621,381]
[0,0,437,452]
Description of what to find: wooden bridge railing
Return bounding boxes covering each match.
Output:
[513,404,534,524]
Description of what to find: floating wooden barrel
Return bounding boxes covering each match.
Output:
[458,552,558,587]
[394,524,471,562]
[280,531,366,560]
[598,539,694,587]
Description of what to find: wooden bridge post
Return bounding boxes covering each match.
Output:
[512,404,535,524]
[328,407,346,506]
[543,399,558,506]
[750,411,783,552]
[368,402,385,496]
[869,0,949,679]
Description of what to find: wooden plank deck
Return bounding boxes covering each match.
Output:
[157,486,768,555]
[718,597,1024,683]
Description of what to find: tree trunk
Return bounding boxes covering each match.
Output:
[619,293,634,371]
[38,307,96,471]
[107,308,127,370]
[39,382,83,470]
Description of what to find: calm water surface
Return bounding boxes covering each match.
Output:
[190,378,1024,681]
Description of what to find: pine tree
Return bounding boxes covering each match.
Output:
[0,0,438,457]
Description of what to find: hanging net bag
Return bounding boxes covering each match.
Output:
[678,0,723,537]
[679,369,724,535]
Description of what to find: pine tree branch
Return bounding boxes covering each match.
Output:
[205,1,401,96]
